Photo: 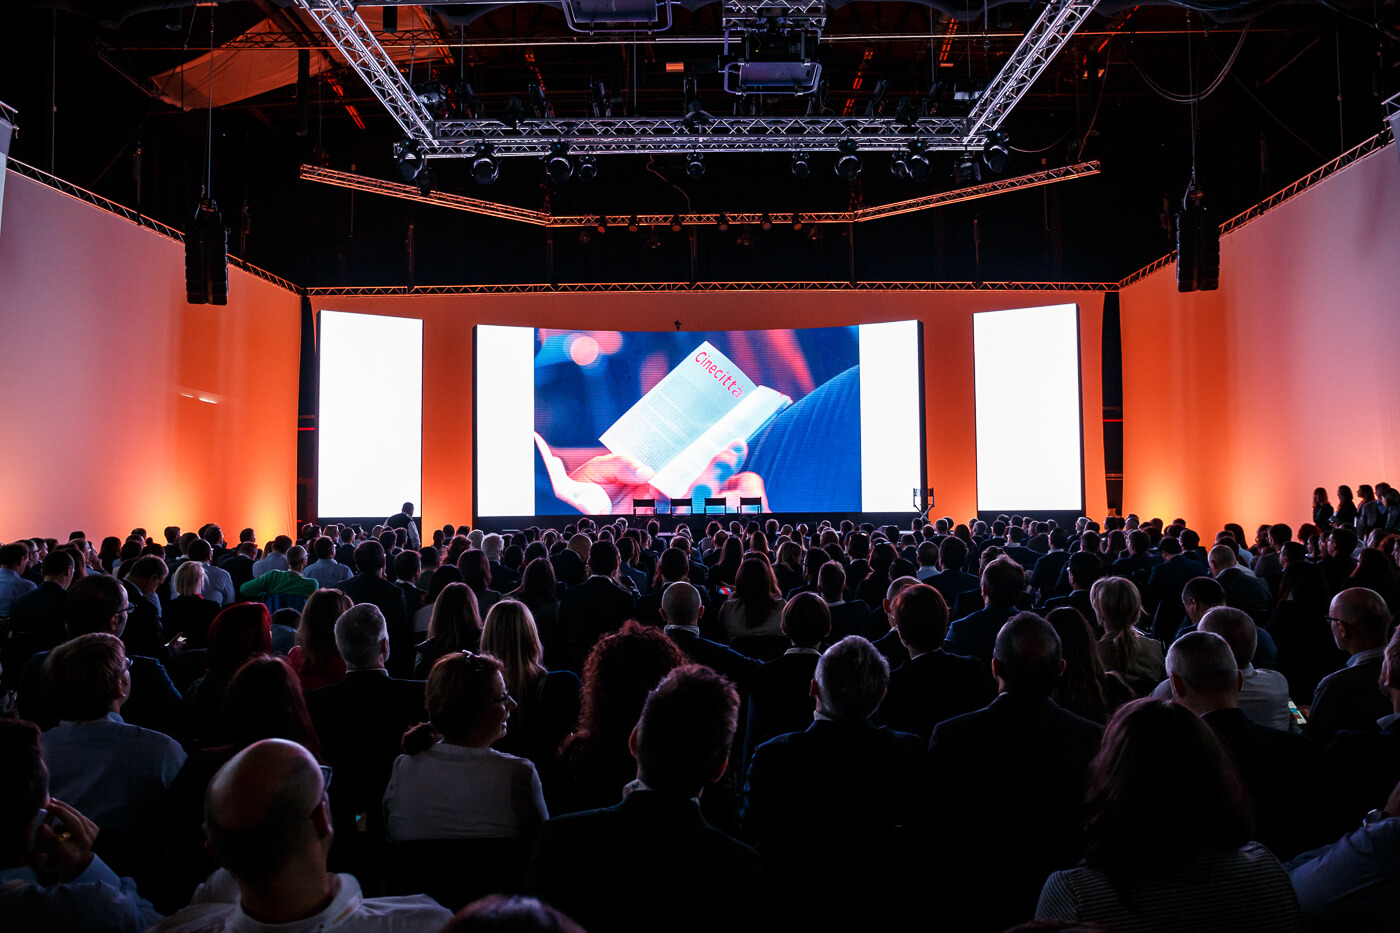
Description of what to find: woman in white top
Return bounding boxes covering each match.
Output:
[719,556,786,643]
[383,651,548,843]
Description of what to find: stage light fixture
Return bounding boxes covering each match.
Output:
[645,227,662,249]
[576,155,598,182]
[906,140,931,182]
[983,130,1010,174]
[394,137,425,182]
[504,97,526,129]
[791,152,812,179]
[686,152,706,179]
[546,142,573,183]
[594,216,608,234]
[628,215,641,233]
[716,214,731,232]
[792,213,803,231]
[736,231,754,247]
[890,152,910,180]
[952,155,981,186]
[894,96,918,128]
[577,227,593,245]
[834,139,861,182]
[471,145,500,185]
[670,214,684,232]
[760,213,773,231]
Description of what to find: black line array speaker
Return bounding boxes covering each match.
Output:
[1175,201,1220,293]
[185,198,229,305]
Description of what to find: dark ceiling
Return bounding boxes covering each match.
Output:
[2,0,1396,287]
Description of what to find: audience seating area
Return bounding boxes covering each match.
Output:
[2,491,1400,932]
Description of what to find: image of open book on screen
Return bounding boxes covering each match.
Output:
[599,341,792,500]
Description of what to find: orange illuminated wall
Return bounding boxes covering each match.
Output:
[0,171,302,542]
[311,290,1108,527]
[1119,142,1400,538]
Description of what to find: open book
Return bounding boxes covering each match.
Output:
[599,341,792,500]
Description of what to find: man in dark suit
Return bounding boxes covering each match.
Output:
[923,537,980,612]
[871,575,921,669]
[483,532,520,592]
[741,592,829,767]
[340,541,412,679]
[929,613,1104,933]
[118,555,171,661]
[1041,550,1100,623]
[1306,587,1393,746]
[1209,544,1274,625]
[334,528,358,569]
[817,561,874,641]
[528,665,764,933]
[1168,630,1326,859]
[217,542,258,596]
[636,547,712,627]
[1145,536,1211,642]
[304,603,425,880]
[945,556,1026,666]
[1002,526,1042,575]
[660,581,756,687]
[743,635,925,931]
[559,541,637,659]
[6,548,74,652]
[1109,528,1161,591]
[1029,528,1071,605]
[1322,625,1400,832]
[878,583,994,741]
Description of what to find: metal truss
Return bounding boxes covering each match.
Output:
[723,0,827,31]
[963,0,1100,143]
[1117,127,1395,289]
[0,99,16,125]
[430,115,977,157]
[292,0,434,140]
[306,280,1116,298]
[300,161,1100,226]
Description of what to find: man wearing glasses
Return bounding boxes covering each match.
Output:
[1306,587,1393,746]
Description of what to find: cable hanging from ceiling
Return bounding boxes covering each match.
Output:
[1123,19,1249,103]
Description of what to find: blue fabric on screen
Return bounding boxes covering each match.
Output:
[741,365,861,512]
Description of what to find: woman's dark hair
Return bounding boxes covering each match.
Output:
[567,620,687,756]
[426,564,465,606]
[1046,607,1113,724]
[222,655,322,759]
[713,537,743,586]
[512,557,559,607]
[207,603,273,682]
[730,556,784,629]
[1084,698,1253,884]
[1313,486,1330,506]
[445,534,472,568]
[1223,524,1249,555]
[427,582,483,651]
[1351,548,1399,591]
[458,548,493,596]
[97,536,123,572]
[114,541,143,579]
[402,651,505,755]
[296,588,352,677]
[1338,484,1354,503]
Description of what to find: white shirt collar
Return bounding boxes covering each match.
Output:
[785,646,821,656]
[664,624,700,636]
[1349,647,1386,668]
[1378,712,1400,731]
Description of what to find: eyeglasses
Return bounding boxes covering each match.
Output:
[124,657,134,671]
[312,765,334,817]
[1326,616,1347,626]
[490,692,515,706]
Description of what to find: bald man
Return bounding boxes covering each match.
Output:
[1306,587,1395,745]
[152,739,450,932]
[660,581,756,683]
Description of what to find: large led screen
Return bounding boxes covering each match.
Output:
[476,322,923,516]
[318,310,423,517]
[974,304,1083,511]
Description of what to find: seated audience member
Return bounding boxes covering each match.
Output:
[1092,575,1165,697]
[182,603,273,746]
[0,542,39,620]
[1285,778,1400,929]
[341,541,412,678]
[871,575,921,667]
[0,719,162,931]
[304,605,427,874]
[151,739,450,932]
[1210,544,1274,625]
[1043,551,1100,622]
[555,621,688,814]
[239,545,317,612]
[529,665,764,933]
[39,633,186,879]
[718,557,786,643]
[384,651,547,842]
[636,547,709,628]
[930,613,1104,932]
[413,582,483,678]
[287,588,352,691]
[743,636,924,931]
[1349,547,1400,620]
[441,895,585,933]
[1305,587,1393,746]
[1167,632,1324,859]
[1173,574,1228,645]
[392,549,425,616]
[818,561,874,641]
[18,574,182,737]
[741,592,830,766]
[1035,699,1303,931]
[175,539,236,607]
[217,543,258,597]
[118,555,170,660]
[854,541,897,608]
[459,548,505,620]
[164,656,324,901]
[1144,536,1211,642]
[1030,529,1072,605]
[772,541,805,595]
[878,583,994,740]
[945,556,1027,665]
[510,559,567,669]
[660,580,757,685]
[1045,607,1133,725]
[559,542,636,659]
[250,536,292,578]
[163,560,222,650]
[480,599,580,785]
[304,536,353,588]
[1152,606,1294,731]
[7,548,75,652]
[1321,625,1400,829]
[415,565,465,636]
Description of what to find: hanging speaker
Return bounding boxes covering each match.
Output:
[1175,191,1219,293]
[185,199,229,305]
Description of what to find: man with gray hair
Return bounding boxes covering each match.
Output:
[482,532,518,591]
[742,636,925,929]
[1152,605,1294,730]
[304,606,426,874]
[929,613,1104,932]
[1167,630,1323,858]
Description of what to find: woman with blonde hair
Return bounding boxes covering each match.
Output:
[1091,576,1164,697]
[479,599,580,782]
[414,582,482,677]
[287,588,352,691]
[163,559,221,649]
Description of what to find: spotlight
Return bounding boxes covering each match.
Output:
[576,155,598,182]
[504,97,526,129]
[577,227,593,245]
[982,129,1010,174]
[890,153,910,180]
[594,216,608,234]
[645,227,662,249]
[894,96,918,128]
[906,140,931,182]
[546,142,573,183]
[736,231,753,247]
[395,137,425,181]
[670,214,684,233]
[471,145,499,185]
[952,155,981,186]
[717,214,730,232]
[834,139,861,182]
[791,152,812,179]
[792,213,803,231]
[628,215,641,233]
[686,152,706,179]
[760,213,773,231]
